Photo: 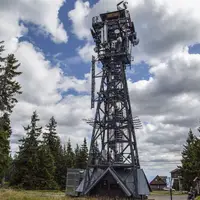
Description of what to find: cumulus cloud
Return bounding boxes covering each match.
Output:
[77,43,96,62]
[125,48,200,172]
[68,0,91,40]
[69,0,200,63]
[11,96,93,154]
[0,0,68,44]
[15,42,63,105]
[10,42,94,154]
[128,48,200,120]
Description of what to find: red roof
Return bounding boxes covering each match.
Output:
[150,175,167,185]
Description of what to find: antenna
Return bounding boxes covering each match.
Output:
[77,2,150,199]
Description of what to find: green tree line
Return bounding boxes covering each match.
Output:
[0,41,88,190]
[9,112,88,190]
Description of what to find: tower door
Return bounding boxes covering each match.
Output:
[90,172,125,197]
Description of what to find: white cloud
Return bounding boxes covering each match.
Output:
[0,0,68,45]
[59,73,91,93]
[77,43,96,62]
[11,95,93,154]
[68,0,91,40]
[125,48,200,172]
[10,42,94,154]
[128,48,200,118]
[69,0,200,63]
[15,42,63,105]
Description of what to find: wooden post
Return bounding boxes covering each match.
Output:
[169,177,173,200]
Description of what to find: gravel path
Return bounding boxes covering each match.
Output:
[148,195,187,200]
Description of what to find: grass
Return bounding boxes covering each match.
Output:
[0,189,94,200]
[0,189,191,200]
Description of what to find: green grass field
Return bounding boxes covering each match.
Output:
[0,189,195,200]
[0,189,93,200]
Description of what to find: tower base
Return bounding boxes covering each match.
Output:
[75,168,151,199]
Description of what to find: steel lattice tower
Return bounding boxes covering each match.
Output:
[78,1,150,199]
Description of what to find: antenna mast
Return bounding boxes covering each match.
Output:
[78,2,150,199]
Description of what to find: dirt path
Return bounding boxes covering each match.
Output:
[148,195,187,200]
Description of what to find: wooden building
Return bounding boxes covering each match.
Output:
[150,175,167,190]
[170,168,182,191]
[171,168,181,179]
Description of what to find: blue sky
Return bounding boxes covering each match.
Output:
[19,0,93,79]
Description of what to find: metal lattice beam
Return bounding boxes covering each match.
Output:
[80,2,146,199]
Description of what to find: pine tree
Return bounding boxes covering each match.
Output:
[0,41,5,66]
[52,138,65,189]
[195,127,200,177]
[4,155,13,183]
[43,116,59,156]
[0,41,22,185]
[10,111,42,189]
[65,139,74,168]
[0,53,22,113]
[77,138,88,169]
[0,113,11,183]
[179,129,199,190]
[74,144,80,168]
[43,117,66,189]
[36,144,58,189]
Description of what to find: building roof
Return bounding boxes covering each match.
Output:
[160,176,167,183]
[76,168,151,196]
[84,167,132,197]
[150,175,167,185]
[137,169,152,194]
[170,168,180,174]
[160,176,167,184]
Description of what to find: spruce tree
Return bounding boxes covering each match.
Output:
[43,117,66,189]
[43,116,59,156]
[74,144,80,168]
[0,53,22,113]
[180,129,199,190]
[10,111,42,189]
[53,138,69,189]
[36,144,58,189]
[65,139,74,168]
[195,127,200,177]
[78,138,88,169]
[0,113,11,183]
[0,41,22,185]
